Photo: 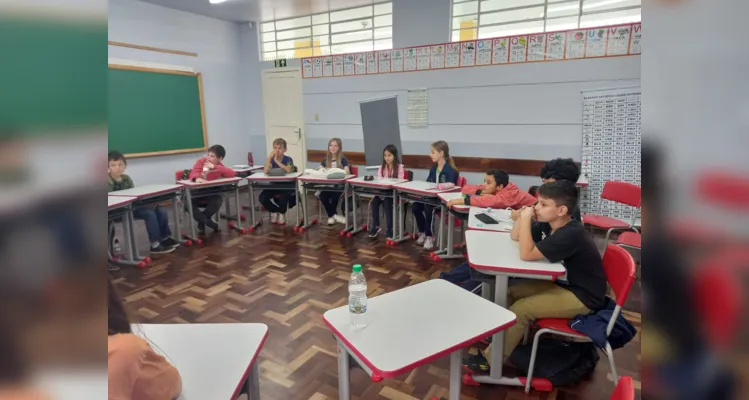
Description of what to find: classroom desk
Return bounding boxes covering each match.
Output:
[323,279,516,400]
[246,172,303,231]
[435,192,471,260]
[347,177,407,241]
[467,207,514,232]
[465,230,566,391]
[108,195,145,268]
[392,181,459,254]
[298,174,356,236]
[108,184,189,247]
[231,165,263,177]
[178,177,245,241]
[133,323,269,400]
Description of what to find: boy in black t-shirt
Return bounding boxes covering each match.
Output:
[465,180,607,373]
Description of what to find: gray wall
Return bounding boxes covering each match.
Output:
[111,0,641,190]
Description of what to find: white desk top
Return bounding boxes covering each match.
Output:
[108,195,136,209]
[467,207,514,232]
[298,174,355,183]
[465,230,566,277]
[393,180,459,197]
[246,171,303,181]
[178,177,243,187]
[348,177,407,189]
[231,165,263,172]
[576,175,589,187]
[437,192,470,212]
[323,279,516,379]
[108,184,183,198]
[134,323,268,400]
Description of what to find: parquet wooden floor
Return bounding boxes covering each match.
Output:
[111,202,641,400]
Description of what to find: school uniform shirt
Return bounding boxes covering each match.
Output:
[460,182,536,209]
[108,333,182,400]
[188,156,237,181]
[531,220,607,311]
[377,164,405,179]
[270,155,294,169]
[426,163,459,185]
[320,156,349,170]
[108,174,134,192]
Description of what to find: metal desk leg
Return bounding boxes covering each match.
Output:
[249,184,260,230]
[449,349,463,400]
[246,362,261,400]
[350,191,365,236]
[229,186,244,233]
[435,208,463,260]
[394,192,411,244]
[341,184,352,236]
[171,192,188,245]
[118,207,140,267]
[183,187,198,242]
[301,186,315,230]
[337,340,351,400]
[127,208,146,262]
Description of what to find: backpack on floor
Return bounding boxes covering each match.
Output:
[509,338,599,387]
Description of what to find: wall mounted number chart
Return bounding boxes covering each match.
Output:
[579,87,641,222]
[302,23,641,79]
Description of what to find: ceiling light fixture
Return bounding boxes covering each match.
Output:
[210,0,227,4]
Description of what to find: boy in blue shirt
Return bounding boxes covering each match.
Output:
[259,138,296,224]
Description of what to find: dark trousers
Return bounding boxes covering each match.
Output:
[319,191,341,217]
[259,190,291,213]
[133,206,171,244]
[370,196,393,234]
[412,202,436,236]
[191,195,223,224]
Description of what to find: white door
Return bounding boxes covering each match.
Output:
[261,68,306,170]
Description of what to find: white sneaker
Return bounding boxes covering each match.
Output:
[328,217,336,225]
[278,213,286,225]
[333,214,347,224]
[270,213,278,224]
[424,236,435,251]
[416,233,427,245]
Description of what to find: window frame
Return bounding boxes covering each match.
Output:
[261,2,393,61]
[450,0,641,41]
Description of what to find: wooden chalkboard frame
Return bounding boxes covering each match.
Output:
[108,64,208,158]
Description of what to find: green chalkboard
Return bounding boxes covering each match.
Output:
[108,66,207,157]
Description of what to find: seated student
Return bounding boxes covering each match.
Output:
[259,138,296,224]
[188,145,237,233]
[318,138,351,225]
[464,181,607,373]
[446,169,536,210]
[517,157,582,221]
[369,144,405,238]
[413,140,458,250]
[108,279,182,399]
[108,151,178,254]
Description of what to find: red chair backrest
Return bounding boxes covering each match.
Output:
[350,165,359,177]
[457,176,467,188]
[404,169,414,181]
[697,170,749,210]
[610,376,634,400]
[601,181,641,208]
[602,244,636,306]
[174,170,184,182]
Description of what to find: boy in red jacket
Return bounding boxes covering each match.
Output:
[447,169,536,209]
[188,145,237,233]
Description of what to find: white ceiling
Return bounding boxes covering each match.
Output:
[137,0,383,23]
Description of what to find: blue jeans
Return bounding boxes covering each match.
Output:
[412,202,435,236]
[132,206,171,244]
[370,196,393,234]
[319,191,341,217]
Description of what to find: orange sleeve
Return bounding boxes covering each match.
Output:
[108,334,182,400]
[461,184,482,194]
[188,157,207,180]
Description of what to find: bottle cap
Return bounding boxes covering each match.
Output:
[352,264,362,273]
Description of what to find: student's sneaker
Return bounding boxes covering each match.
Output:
[328,217,336,225]
[161,238,180,249]
[270,213,278,224]
[424,236,435,251]
[150,243,175,255]
[198,222,206,234]
[415,232,427,245]
[463,350,491,374]
[333,214,347,224]
[368,226,381,238]
[278,213,286,225]
[386,229,393,240]
[206,220,220,232]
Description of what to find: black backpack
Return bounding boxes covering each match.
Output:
[509,338,599,387]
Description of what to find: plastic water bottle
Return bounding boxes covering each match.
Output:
[348,264,368,330]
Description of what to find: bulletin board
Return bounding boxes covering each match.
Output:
[579,87,641,222]
[302,23,641,79]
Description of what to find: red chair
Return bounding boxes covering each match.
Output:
[524,244,636,393]
[610,376,634,400]
[583,180,641,247]
[615,231,641,249]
